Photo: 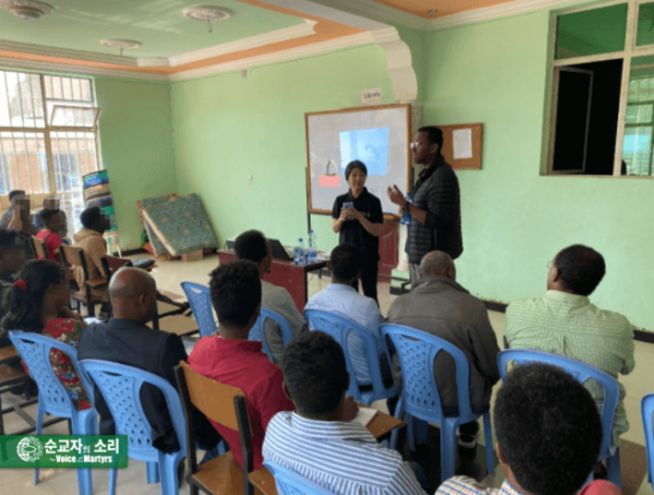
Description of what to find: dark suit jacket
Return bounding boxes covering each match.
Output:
[78,318,219,452]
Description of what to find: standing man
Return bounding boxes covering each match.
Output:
[387,126,462,284]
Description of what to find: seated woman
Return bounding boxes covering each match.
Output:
[1,259,89,409]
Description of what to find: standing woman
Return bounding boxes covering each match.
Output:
[332,160,383,303]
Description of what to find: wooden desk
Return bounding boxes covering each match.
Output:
[218,250,327,312]
[248,411,404,495]
[148,315,199,337]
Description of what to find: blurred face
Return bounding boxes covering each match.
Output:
[411,132,438,165]
[347,168,367,193]
[0,247,25,275]
[43,198,59,209]
[49,277,71,309]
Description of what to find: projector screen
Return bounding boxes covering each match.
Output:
[305,104,411,215]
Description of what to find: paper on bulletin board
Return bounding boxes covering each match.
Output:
[452,128,473,159]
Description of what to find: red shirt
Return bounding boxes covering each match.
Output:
[188,337,294,469]
[36,229,62,261]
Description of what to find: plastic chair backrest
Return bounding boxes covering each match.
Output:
[80,359,186,461]
[642,394,654,489]
[9,330,94,418]
[181,281,216,337]
[498,349,619,459]
[249,308,294,360]
[381,323,473,420]
[265,461,335,495]
[304,309,388,401]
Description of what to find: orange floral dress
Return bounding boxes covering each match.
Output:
[43,318,91,410]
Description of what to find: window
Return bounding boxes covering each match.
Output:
[549,1,654,176]
[0,70,100,229]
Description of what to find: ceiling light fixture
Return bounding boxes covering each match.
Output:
[100,38,143,57]
[183,5,231,34]
[0,0,53,20]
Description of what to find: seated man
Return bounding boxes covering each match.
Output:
[387,251,500,447]
[0,229,26,346]
[505,244,634,443]
[437,364,621,495]
[73,206,110,298]
[35,208,64,261]
[78,267,219,453]
[5,192,36,259]
[234,229,306,362]
[305,244,387,384]
[0,190,25,228]
[263,331,427,495]
[189,261,293,470]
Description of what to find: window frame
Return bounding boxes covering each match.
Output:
[0,70,100,194]
[546,0,654,177]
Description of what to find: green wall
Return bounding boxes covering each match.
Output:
[95,77,176,249]
[170,45,394,253]
[421,10,654,330]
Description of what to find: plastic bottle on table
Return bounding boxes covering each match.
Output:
[294,238,305,265]
[307,230,317,263]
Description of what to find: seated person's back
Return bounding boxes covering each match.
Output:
[0,229,26,331]
[505,244,634,441]
[189,260,293,469]
[437,364,621,495]
[78,267,219,452]
[73,206,110,298]
[263,331,426,495]
[387,251,500,413]
[35,208,63,261]
[233,229,306,362]
[305,244,385,383]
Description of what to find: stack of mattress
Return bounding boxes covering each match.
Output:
[82,170,117,232]
[138,194,217,257]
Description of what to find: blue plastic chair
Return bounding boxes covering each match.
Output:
[181,281,216,337]
[642,394,654,491]
[79,359,186,495]
[249,308,295,363]
[305,309,396,406]
[381,323,494,482]
[498,349,621,486]
[9,331,97,495]
[265,461,335,495]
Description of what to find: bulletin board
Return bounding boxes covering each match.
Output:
[438,123,483,170]
[305,103,412,215]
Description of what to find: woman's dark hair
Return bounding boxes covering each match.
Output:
[1,260,66,333]
[344,160,368,180]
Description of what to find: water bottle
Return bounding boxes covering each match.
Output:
[307,230,317,263]
[294,238,305,265]
[401,192,413,225]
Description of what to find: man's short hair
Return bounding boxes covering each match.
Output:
[344,160,368,180]
[418,126,444,147]
[554,244,605,296]
[494,364,601,495]
[209,260,261,327]
[0,229,20,253]
[330,244,362,281]
[282,331,349,415]
[234,230,268,265]
[40,208,60,226]
[8,190,24,202]
[80,206,102,229]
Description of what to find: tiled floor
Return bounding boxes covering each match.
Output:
[2,253,652,494]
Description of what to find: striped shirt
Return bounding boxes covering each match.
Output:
[436,476,521,495]
[506,290,635,443]
[262,411,426,495]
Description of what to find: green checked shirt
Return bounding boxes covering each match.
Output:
[505,290,635,443]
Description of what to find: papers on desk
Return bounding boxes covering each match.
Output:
[354,406,378,427]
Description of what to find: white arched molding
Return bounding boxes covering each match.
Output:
[371,28,418,102]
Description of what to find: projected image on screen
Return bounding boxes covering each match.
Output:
[339,127,390,175]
